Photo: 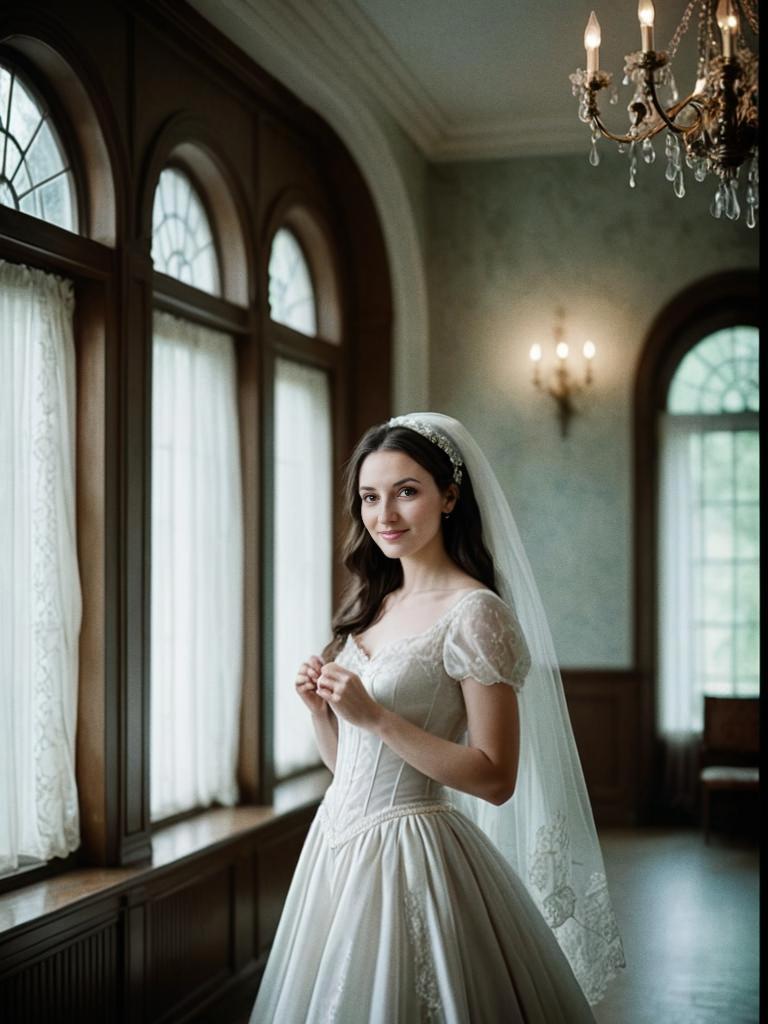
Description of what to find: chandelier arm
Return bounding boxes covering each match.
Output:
[644,73,704,136]
[589,110,665,146]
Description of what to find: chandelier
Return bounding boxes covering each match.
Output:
[570,1,759,227]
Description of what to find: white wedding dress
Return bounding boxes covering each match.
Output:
[250,590,596,1023]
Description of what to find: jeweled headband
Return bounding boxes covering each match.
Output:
[387,415,464,485]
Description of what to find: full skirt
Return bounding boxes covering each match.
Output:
[250,805,596,1023]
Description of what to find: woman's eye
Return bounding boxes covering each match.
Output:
[400,487,416,497]
[362,494,377,503]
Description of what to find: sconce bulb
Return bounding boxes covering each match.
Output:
[556,341,569,360]
[529,343,542,363]
[583,340,596,360]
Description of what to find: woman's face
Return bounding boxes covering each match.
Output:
[358,449,456,560]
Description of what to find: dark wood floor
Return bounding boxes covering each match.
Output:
[594,827,759,1024]
[210,826,759,1024]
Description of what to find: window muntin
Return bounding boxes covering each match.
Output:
[151,167,220,295]
[268,228,317,336]
[273,358,332,778]
[0,63,77,232]
[667,326,759,414]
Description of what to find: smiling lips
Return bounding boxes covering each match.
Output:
[379,530,407,541]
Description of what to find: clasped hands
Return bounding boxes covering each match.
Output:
[295,656,382,730]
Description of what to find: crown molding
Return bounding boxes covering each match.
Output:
[216,0,584,162]
[428,117,591,162]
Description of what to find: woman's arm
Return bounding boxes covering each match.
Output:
[375,680,519,805]
[317,663,519,805]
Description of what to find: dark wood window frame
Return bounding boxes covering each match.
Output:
[633,268,760,822]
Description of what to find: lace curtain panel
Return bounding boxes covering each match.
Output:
[150,312,244,820]
[0,259,81,874]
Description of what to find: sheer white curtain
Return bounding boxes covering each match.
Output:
[151,312,243,820]
[658,414,700,808]
[0,260,81,873]
[273,359,332,779]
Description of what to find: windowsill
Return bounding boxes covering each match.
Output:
[0,766,332,938]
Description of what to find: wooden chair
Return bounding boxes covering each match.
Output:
[699,696,760,843]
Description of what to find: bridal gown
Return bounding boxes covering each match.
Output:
[251,589,596,1023]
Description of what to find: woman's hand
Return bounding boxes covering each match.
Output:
[317,662,382,730]
[294,656,328,717]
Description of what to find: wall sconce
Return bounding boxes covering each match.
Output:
[529,312,596,437]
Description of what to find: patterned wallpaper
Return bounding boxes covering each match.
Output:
[426,148,758,667]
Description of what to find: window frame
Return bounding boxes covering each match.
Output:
[0,48,87,236]
[0,57,115,894]
[148,153,251,829]
[260,198,347,799]
[633,269,760,822]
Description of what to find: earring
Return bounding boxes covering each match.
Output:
[442,512,451,520]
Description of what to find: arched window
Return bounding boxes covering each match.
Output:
[268,226,317,335]
[0,58,86,877]
[658,326,759,739]
[151,166,219,294]
[0,61,77,231]
[267,214,340,783]
[149,162,243,821]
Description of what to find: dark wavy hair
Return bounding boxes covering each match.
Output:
[323,421,498,659]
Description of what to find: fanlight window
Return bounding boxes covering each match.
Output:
[151,167,220,295]
[268,227,317,336]
[668,326,759,415]
[0,63,77,232]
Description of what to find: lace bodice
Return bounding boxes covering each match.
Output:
[320,589,530,846]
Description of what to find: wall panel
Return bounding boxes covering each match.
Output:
[0,808,317,1024]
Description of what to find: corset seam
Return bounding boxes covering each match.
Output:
[318,800,454,850]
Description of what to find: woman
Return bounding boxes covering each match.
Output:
[251,413,624,1023]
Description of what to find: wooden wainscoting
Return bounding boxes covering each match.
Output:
[562,669,642,826]
[0,799,321,1024]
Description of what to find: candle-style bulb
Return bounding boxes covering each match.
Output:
[638,0,655,27]
[584,11,601,73]
[529,343,542,363]
[716,0,739,30]
[584,11,601,50]
[583,340,596,360]
[638,0,655,50]
[716,0,739,57]
[556,341,569,361]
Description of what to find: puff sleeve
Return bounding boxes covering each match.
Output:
[443,591,531,690]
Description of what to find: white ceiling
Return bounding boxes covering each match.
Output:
[188,0,709,160]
